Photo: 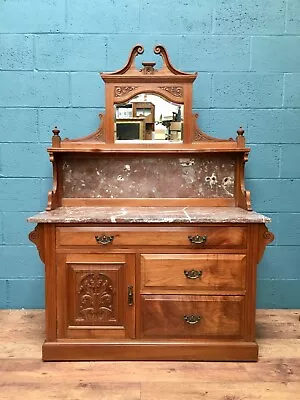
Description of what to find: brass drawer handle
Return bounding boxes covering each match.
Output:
[95,235,114,245]
[184,315,201,325]
[184,269,202,279]
[128,285,134,306]
[188,235,207,244]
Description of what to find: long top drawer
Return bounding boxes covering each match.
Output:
[56,226,247,249]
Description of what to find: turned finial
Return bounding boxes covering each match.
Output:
[140,61,157,74]
[236,126,245,148]
[52,126,61,147]
[52,126,60,136]
[237,126,244,136]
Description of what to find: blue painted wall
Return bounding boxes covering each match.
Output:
[0,0,299,309]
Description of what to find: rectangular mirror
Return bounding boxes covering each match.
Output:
[115,93,183,142]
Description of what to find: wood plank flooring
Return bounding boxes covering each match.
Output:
[0,309,299,399]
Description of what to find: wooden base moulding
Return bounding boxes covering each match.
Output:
[42,341,258,362]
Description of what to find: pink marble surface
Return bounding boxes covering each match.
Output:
[62,154,235,199]
[28,207,270,224]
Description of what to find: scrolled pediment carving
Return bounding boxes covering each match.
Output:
[115,86,138,97]
[159,86,184,98]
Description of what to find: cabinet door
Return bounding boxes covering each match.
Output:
[57,253,135,339]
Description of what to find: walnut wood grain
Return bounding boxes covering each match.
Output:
[43,224,57,341]
[42,340,258,361]
[56,226,247,249]
[140,254,246,293]
[140,295,244,339]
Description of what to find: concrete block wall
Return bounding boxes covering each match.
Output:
[0,0,299,308]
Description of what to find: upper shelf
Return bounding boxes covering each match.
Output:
[48,143,250,154]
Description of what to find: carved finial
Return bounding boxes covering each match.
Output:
[140,61,157,75]
[52,126,61,147]
[237,126,245,136]
[52,126,60,135]
[236,126,245,148]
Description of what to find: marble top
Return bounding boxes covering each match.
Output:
[28,207,270,224]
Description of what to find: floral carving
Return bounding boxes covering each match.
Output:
[159,86,184,98]
[77,273,114,322]
[115,86,138,97]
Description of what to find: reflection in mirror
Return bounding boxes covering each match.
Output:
[114,94,183,142]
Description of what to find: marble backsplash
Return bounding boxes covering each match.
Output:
[62,154,236,199]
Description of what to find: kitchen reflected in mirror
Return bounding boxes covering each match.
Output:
[114,93,183,142]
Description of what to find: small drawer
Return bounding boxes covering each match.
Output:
[56,226,247,249]
[140,295,244,339]
[140,254,246,293]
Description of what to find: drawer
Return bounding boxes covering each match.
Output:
[56,226,247,249]
[140,295,244,339]
[140,254,246,293]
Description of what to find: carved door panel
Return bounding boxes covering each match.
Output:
[57,253,135,339]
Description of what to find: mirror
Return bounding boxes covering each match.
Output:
[114,93,183,142]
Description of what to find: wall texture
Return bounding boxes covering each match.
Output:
[0,0,299,308]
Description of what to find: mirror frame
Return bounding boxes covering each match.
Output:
[100,44,197,144]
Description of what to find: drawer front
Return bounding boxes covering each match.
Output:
[140,295,244,339]
[141,254,246,293]
[56,226,247,249]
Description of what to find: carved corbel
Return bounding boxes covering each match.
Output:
[257,226,275,264]
[29,225,45,263]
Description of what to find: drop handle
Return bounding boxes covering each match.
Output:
[188,235,207,245]
[184,315,201,325]
[184,269,202,279]
[128,285,134,306]
[95,235,114,245]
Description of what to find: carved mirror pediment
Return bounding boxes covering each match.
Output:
[100,44,197,144]
[59,45,240,147]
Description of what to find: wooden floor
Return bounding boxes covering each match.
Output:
[0,310,299,400]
